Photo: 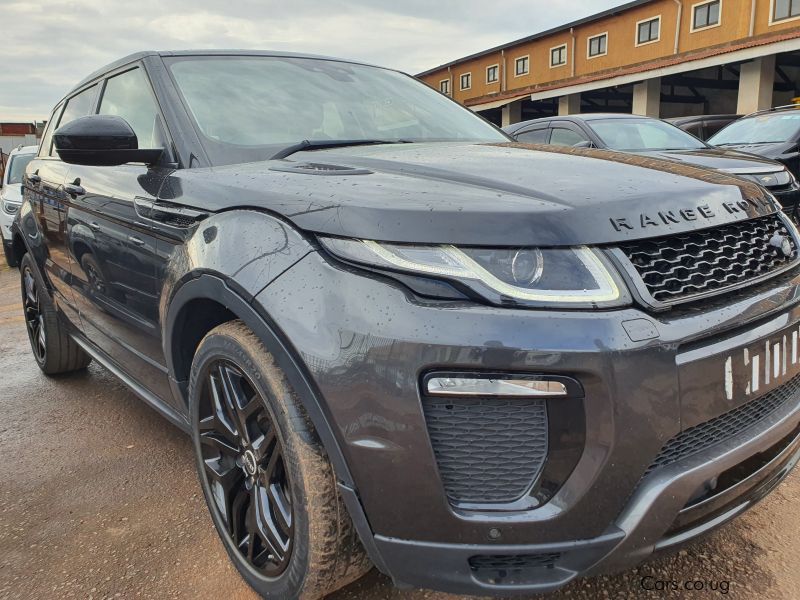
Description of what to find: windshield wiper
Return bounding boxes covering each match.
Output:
[271,139,413,160]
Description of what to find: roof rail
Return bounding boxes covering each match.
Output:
[744,104,800,118]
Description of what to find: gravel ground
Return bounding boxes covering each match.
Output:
[0,262,799,599]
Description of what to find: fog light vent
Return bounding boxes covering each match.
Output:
[422,396,548,504]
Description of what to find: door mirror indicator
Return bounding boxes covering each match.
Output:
[53,115,163,167]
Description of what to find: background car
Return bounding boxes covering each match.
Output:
[708,106,800,180]
[666,114,741,141]
[0,144,36,267]
[504,114,800,217]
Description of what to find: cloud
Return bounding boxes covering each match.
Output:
[0,0,623,121]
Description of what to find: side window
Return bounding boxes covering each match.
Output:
[50,84,98,156]
[99,67,163,149]
[705,120,728,138]
[550,127,589,147]
[38,103,64,157]
[515,127,550,144]
[684,122,704,140]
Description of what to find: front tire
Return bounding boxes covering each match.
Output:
[19,253,91,374]
[188,320,371,599]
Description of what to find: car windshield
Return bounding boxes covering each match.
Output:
[166,56,507,164]
[709,112,800,145]
[5,153,35,185]
[588,118,706,151]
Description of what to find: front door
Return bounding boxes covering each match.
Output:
[67,64,178,406]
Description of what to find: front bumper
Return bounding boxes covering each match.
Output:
[256,250,800,596]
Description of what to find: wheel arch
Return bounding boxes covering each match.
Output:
[165,272,389,573]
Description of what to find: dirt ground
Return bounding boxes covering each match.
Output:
[1,262,799,600]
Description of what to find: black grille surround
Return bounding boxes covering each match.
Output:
[421,396,548,504]
[644,374,800,478]
[617,213,799,306]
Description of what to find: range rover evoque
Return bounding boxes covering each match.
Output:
[11,51,800,598]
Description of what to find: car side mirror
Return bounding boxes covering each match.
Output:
[53,115,163,167]
[572,140,594,149]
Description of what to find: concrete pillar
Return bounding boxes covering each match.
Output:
[737,56,775,114]
[501,100,523,127]
[558,93,581,116]
[632,78,661,117]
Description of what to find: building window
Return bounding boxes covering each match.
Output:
[588,33,608,57]
[460,73,471,90]
[514,56,529,76]
[773,0,800,21]
[486,65,499,84]
[636,16,661,45]
[550,44,567,67]
[692,0,721,30]
[439,79,450,95]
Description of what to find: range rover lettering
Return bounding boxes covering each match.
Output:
[11,51,800,599]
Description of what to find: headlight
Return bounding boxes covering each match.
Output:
[319,237,629,308]
[2,200,20,216]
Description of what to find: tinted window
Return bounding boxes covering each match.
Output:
[515,127,549,143]
[99,68,163,149]
[6,153,35,184]
[589,119,705,151]
[38,104,63,157]
[550,127,588,146]
[705,119,731,138]
[167,56,506,164]
[53,85,98,156]
[709,112,800,145]
[637,18,660,44]
[693,0,720,29]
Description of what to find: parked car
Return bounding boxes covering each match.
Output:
[12,51,800,599]
[504,114,800,216]
[666,114,741,141]
[708,105,800,179]
[1,145,37,267]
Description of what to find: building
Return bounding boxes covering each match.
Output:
[417,0,800,126]
[0,122,42,154]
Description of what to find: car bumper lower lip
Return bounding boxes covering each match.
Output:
[367,397,800,595]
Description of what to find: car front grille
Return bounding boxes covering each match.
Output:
[644,374,800,478]
[421,396,548,504]
[469,553,562,585]
[618,214,798,305]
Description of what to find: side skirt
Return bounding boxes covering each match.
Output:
[70,334,191,434]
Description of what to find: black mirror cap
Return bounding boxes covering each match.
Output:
[53,115,163,166]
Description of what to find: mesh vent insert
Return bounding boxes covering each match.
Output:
[422,396,548,504]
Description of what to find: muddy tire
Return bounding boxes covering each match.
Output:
[188,320,371,599]
[19,253,91,374]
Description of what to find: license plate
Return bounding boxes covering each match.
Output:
[724,324,800,401]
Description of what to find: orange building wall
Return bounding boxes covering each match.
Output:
[420,0,800,104]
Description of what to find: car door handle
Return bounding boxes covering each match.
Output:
[64,183,86,197]
[128,236,145,246]
[89,222,101,231]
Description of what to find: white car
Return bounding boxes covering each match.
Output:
[1,145,37,267]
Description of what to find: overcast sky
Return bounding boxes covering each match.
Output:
[1,0,624,121]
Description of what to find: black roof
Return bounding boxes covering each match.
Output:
[66,50,382,100]
[416,0,656,77]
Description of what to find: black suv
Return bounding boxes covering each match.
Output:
[11,51,800,599]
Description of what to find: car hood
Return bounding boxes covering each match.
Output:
[162,142,777,247]
[709,141,798,160]
[638,148,786,173]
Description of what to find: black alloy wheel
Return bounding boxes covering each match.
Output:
[22,265,46,363]
[197,359,294,577]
